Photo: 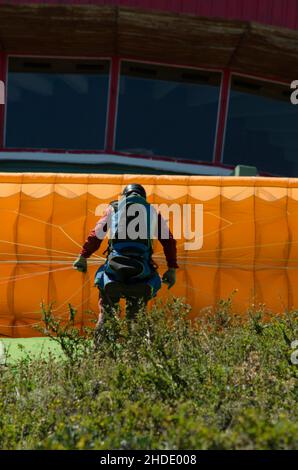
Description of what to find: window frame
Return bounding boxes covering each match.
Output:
[221,72,294,174]
[112,58,224,164]
[3,54,112,152]
[0,53,294,176]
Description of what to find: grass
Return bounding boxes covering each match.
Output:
[0,296,298,450]
[0,338,64,364]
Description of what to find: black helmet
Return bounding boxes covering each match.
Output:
[122,184,146,199]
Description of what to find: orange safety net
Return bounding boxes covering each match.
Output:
[0,172,298,338]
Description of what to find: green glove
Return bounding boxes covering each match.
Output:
[73,255,87,273]
[162,268,176,289]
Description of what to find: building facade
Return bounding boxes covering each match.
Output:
[0,0,298,176]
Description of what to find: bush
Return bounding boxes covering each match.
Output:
[0,297,298,450]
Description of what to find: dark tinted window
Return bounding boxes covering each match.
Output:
[116,62,221,162]
[224,76,298,176]
[6,58,110,150]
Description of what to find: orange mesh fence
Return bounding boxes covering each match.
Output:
[0,173,297,337]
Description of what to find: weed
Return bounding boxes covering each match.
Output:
[0,297,298,450]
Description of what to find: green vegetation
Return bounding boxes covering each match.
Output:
[0,297,298,450]
[0,338,64,364]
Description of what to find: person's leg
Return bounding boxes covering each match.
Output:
[126,296,149,321]
[125,273,162,322]
[123,283,152,321]
[94,283,121,348]
[97,289,118,327]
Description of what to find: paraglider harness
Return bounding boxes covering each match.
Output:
[103,194,157,284]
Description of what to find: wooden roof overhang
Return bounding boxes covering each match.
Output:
[0,4,297,81]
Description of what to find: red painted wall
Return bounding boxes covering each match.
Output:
[0,0,298,31]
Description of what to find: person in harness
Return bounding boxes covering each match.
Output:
[73,183,178,343]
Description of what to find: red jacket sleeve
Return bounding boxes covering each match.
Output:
[157,213,179,269]
[80,206,112,259]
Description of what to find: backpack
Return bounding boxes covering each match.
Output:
[104,194,156,283]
